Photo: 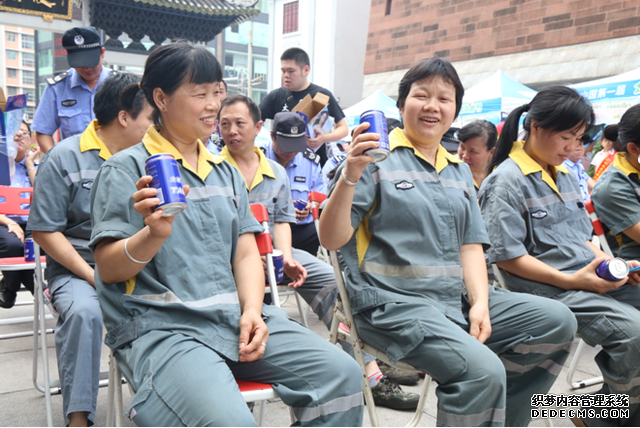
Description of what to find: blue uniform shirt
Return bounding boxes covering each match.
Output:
[260,142,325,224]
[562,158,590,202]
[31,67,113,140]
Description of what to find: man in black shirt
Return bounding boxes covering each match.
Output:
[260,48,348,167]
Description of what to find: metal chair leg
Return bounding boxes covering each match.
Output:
[566,338,604,389]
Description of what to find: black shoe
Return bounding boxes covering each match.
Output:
[377,359,420,385]
[370,376,420,411]
[0,279,17,309]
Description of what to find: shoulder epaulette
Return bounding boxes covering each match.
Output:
[259,146,267,155]
[46,71,69,85]
[303,148,320,165]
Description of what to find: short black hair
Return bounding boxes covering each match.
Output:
[490,85,595,171]
[21,119,31,135]
[135,42,223,126]
[94,72,141,126]
[457,120,498,150]
[281,47,310,69]
[220,79,227,92]
[218,94,261,125]
[397,57,465,118]
[609,104,640,152]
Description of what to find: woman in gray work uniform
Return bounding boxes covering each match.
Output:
[88,42,363,427]
[591,104,640,262]
[320,57,577,427]
[479,86,640,427]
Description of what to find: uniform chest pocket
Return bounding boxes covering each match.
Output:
[528,206,561,245]
[289,181,309,200]
[57,107,83,138]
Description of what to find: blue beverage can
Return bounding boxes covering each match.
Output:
[360,109,390,162]
[24,238,35,262]
[272,249,284,283]
[145,154,187,216]
[596,257,629,281]
[294,199,307,211]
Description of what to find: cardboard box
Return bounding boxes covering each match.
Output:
[292,92,330,138]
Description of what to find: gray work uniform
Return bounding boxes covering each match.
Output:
[27,121,106,426]
[220,146,374,365]
[88,128,363,427]
[591,153,640,260]
[330,129,576,427]
[480,141,640,426]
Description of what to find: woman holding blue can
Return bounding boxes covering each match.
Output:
[319,57,577,427]
[479,86,640,426]
[89,42,363,427]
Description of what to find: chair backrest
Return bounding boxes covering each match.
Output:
[308,191,327,221]
[584,199,613,257]
[0,186,32,216]
[250,203,273,256]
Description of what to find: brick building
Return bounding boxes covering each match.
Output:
[363,0,640,98]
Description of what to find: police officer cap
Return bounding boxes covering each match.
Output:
[273,112,307,153]
[62,26,102,68]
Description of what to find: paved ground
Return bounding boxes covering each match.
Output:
[0,288,602,427]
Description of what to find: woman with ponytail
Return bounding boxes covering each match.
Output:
[88,41,363,427]
[591,104,640,261]
[479,86,640,427]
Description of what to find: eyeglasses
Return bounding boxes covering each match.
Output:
[20,129,31,137]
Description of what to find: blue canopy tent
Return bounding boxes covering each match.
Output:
[570,67,640,125]
[342,90,401,130]
[454,71,537,127]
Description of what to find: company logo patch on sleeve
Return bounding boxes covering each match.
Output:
[395,181,414,190]
[531,210,548,219]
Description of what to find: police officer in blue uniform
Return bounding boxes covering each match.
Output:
[31,26,113,153]
[260,112,326,256]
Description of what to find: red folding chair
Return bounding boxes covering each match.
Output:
[0,186,55,426]
[251,203,309,326]
[107,349,287,426]
[308,191,329,263]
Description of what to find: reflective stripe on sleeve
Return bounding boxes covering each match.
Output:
[521,193,561,210]
[511,341,573,355]
[500,355,563,377]
[186,185,234,200]
[292,391,363,423]
[606,375,640,393]
[437,406,505,427]
[372,169,439,185]
[560,190,581,202]
[63,169,99,186]
[360,261,462,278]
[130,291,239,308]
[249,188,288,203]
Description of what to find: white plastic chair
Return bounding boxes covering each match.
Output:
[327,250,432,427]
[251,203,309,326]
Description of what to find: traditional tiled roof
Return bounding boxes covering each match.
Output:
[131,0,259,17]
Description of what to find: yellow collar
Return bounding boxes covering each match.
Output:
[613,152,640,177]
[79,120,112,160]
[508,141,569,195]
[220,146,275,190]
[142,127,223,181]
[389,128,462,173]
